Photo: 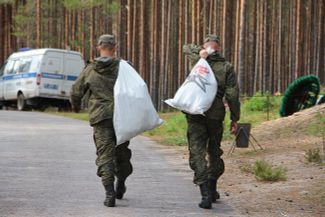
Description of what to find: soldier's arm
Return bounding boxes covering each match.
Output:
[70,65,91,110]
[224,64,241,122]
[183,43,201,66]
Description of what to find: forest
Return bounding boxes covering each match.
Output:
[0,0,324,110]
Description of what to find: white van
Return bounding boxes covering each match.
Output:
[0,48,85,111]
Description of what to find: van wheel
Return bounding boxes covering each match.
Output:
[17,93,28,111]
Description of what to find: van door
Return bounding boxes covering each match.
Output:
[3,59,20,100]
[40,52,64,97]
[17,57,34,98]
[62,54,84,97]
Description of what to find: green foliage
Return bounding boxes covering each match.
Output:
[62,0,119,12]
[253,160,287,181]
[242,92,281,112]
[102,1,120,14]
[62,0,85,10]
[145,113,188,146]
[305,148,322,163]
[12,5,30,39]
[108,1,120,13]
[0,0,15,5]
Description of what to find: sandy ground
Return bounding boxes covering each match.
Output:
[160,104,325,217]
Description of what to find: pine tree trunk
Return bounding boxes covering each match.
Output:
[89,7,95,60]
[238,0,246,92]
[118,0,127,59]
[127,0,133,61]
[36,0,41,48]
[0,6,4,65]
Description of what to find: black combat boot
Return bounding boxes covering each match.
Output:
[198,183,212,209]
[116,179,126,199]
[104,184,116,207]
[208,179,220,203]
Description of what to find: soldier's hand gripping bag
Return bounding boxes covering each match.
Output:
[165,58,217,114]
[113,60,163,145]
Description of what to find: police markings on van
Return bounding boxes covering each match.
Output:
[0,48,85,111]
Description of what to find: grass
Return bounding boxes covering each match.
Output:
[145,112,187,145]
[47,95,283,146]
[47,111,89,121]
[239,160,287,182]
[253,159,287,181]
[305,148,322,163]
[146,97,281,145]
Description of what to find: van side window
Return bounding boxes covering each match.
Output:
[4,60,16,75]
[11,60,20,74]
[18,58,32,73]
[0,62,6,76]
[30,56,41,72]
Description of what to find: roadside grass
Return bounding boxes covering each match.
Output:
[145,112,187,146]
[47,95,283,146]
[47,111,89,121]
[145,96,281,146]
[239,160,287,181]
[305,148,322,164]
[145,108,280,146]
[253,160,287,181]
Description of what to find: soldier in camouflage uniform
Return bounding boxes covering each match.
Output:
[70,35,133,207]
[183,35,240,209]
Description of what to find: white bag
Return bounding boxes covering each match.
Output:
[165,58,217,114]
[113,60,163,145]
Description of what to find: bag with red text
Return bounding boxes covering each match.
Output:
[165,58,217,114]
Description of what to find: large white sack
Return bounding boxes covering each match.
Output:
[165,58,217,114]
[113,60,163,145]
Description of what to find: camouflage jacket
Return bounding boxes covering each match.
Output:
[70,57,120,125]
[183,44,240,121]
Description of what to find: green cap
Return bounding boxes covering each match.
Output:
[204,34,220,43]
[97,34,117,46]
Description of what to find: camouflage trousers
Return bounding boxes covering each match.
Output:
[185,114,225,185]
[92,119,133,186]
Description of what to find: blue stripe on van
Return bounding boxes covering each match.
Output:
[67,75,78,81]
[41,72,65,80]
[3,72,37,81]
[2,72,78,81]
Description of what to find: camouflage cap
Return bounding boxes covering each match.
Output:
[204,35,220,43]
[97,34,117,46]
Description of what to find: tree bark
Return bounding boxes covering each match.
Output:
[36,0,41,48]
[238,0,246,92]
